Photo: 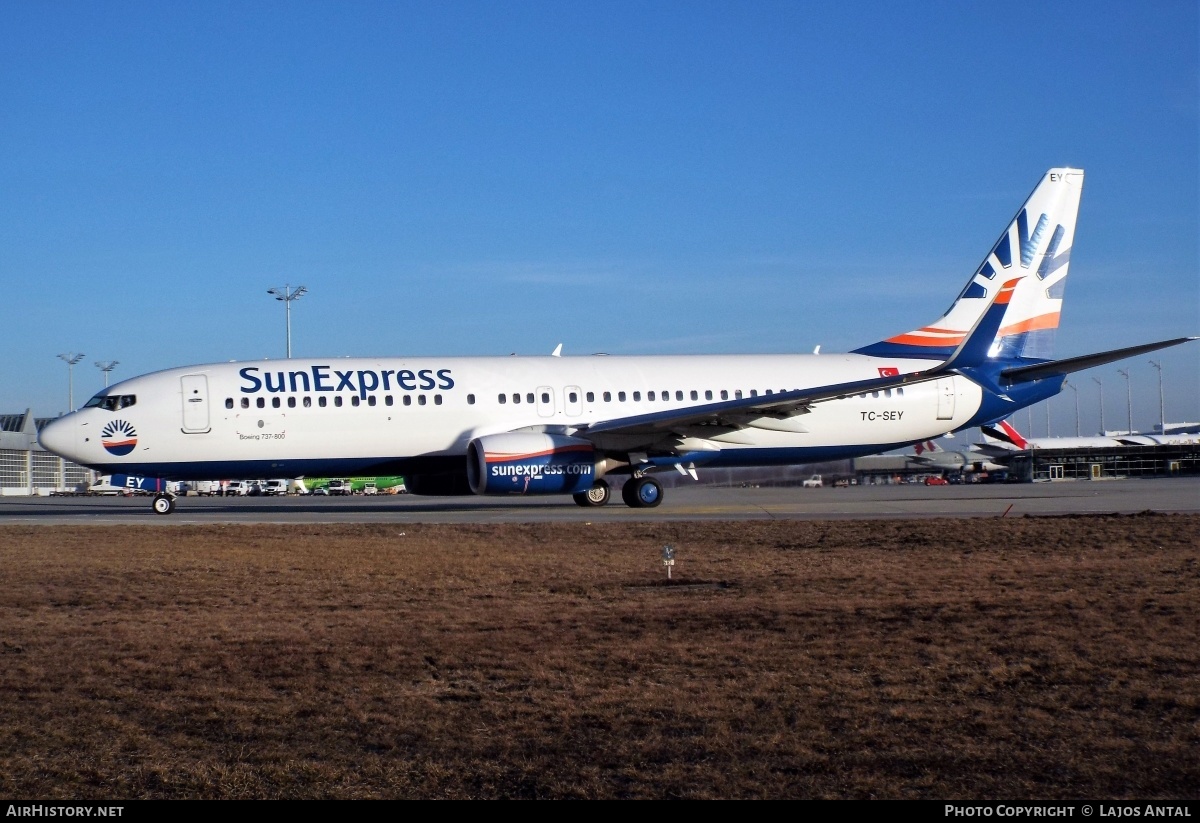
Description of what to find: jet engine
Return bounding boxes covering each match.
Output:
[467,433,597,495]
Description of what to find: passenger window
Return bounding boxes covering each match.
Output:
[766,389,773,395]
[403,395,412,406]
[351,396,361,407]
[319,396,327,407]
[603,392,611,402]
[705,390,712,400]
[498,394,506,404]
[750,390,758,397]
[648,391,655,401]
[884,389,892,397]
[632,391,641,401]
[257,397,265,408]
[526,393,534,404]
[721,390,728,400]
[735,390,743,399]
[334,396,343,407]
[385,396,393,406]
[241,398,250,409]
[540,392,549,404]
[676,391,683,401]
[288,397,296,408]
[272,397,281,408]
[367,396,376,406]
[871,391,879,398]
[418,395,427,406]
[897,388,905,396]
[618,391,626,402]
[690,390,698,401]
[586,392,594,403]
[225,398,233,409]
[513,394,521,404]
[568,392,577,403]
[304,397,312,408]
[435,395,443,405]
[468,394,476,404]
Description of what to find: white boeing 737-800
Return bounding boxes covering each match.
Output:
[38,168,1195,513]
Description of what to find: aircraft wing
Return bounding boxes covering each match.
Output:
[572,368,946,443]
[573,278,1023,449]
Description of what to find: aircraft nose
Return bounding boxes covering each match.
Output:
[37,416,76,459]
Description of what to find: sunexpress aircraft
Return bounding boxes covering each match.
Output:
[39,169,1196,514]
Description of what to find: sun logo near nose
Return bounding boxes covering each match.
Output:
[100,420,138,456]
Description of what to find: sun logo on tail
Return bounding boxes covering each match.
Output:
[100,420,138,456]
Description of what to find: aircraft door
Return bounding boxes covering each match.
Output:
[564,385,583,417]
[936,376,956,421]
[536,385,555,418]
[181,374,211,433]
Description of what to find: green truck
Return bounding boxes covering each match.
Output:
[300,477,407,495]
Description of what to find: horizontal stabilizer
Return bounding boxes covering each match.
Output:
[1000,337,1197,384]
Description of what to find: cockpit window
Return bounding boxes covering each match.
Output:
[83,393,136,411]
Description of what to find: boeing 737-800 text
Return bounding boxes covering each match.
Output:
[38,168,1196,513]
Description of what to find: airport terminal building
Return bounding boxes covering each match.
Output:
[0,410,96,495]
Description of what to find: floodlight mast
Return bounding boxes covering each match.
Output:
[1092,377,1105,434]
[1065,380,1080,436]
[267,285,307,358]
[95,360,119,388]
[1148,360,1164,435]
[1117,368,1132,435]
[57,353,85,412]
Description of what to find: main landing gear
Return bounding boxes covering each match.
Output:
[621,476,663,508]
[151,493,176,515]
[572,476,664,508]
[573,480,611,507]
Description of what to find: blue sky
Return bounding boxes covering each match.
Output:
[2,1,1197,437]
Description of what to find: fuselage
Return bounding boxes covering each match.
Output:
[39,352,987,481]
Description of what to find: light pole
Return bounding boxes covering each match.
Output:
[95,360,119,388]
[1092,376,1104,434]
[1065,380,1079,436]
[1149,360,1164,434]
[57,353,85,411]
[1045,400,1051,438]
[267,284,307,358]
[1117,368,1132,435]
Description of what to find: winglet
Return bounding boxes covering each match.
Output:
[936,277,1022,372]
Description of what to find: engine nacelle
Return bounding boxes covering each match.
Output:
[467,433,597,496]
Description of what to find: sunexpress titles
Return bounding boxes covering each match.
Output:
[239,365,454,400]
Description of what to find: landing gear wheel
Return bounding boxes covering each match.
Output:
[573,480,610,507]
[622,476,663,508]
[152,494,176,515]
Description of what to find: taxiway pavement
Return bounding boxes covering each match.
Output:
[2,477,1197,525]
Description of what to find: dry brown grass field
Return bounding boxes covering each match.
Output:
[0,514,1197,799]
